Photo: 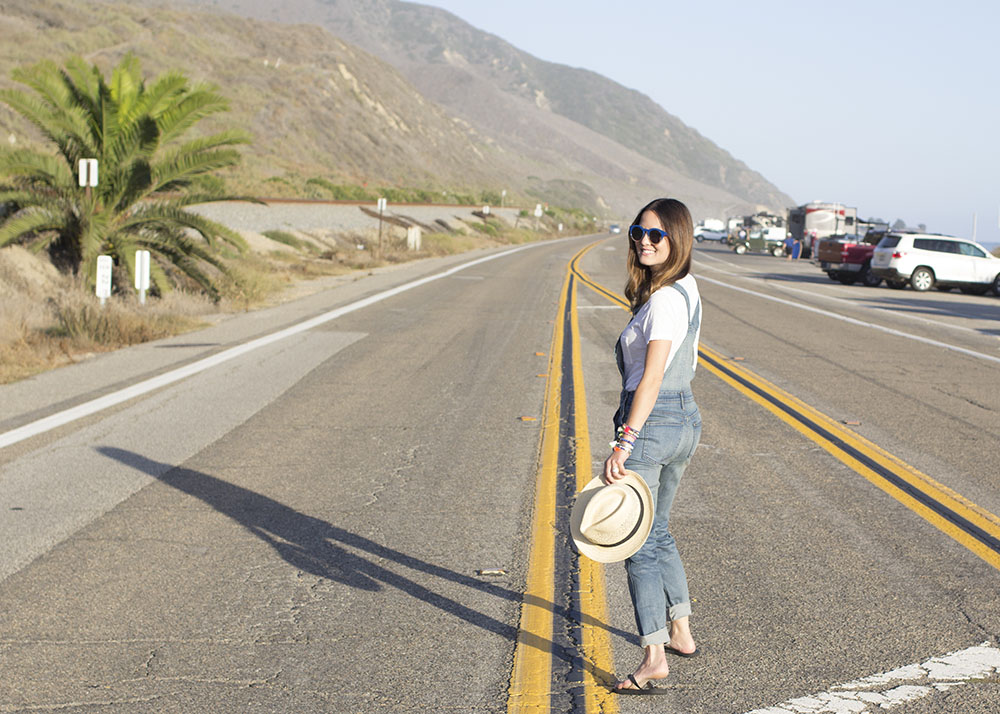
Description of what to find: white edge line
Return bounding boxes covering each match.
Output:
[697,274,1000,366]
[770,282,982,335]
[694,255,983,336]
[0,241,561,450]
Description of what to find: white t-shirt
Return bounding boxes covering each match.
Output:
[619,273,701,391]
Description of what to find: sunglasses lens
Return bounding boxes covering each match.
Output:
[628,226,668,244]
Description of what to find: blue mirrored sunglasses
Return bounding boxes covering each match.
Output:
[628,225,669,244]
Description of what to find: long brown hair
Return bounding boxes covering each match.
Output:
[624,198,694,313]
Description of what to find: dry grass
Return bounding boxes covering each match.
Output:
[0,245,214,383]
[0,290,211,384]
[48,292,207,344]
[419,232,485,256]
[0,220,562,384]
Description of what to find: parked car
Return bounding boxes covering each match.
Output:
[870,233,1000,294]
[695,228,727,242]
[815,231,885,286]
[609,224,621,234]
[731,227,785,256]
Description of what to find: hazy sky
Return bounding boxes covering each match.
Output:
[417,0,999,246]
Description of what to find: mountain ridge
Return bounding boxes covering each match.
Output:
[0,0,792,219]
[175,0,792,211]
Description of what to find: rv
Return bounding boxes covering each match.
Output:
[788,202,857,258]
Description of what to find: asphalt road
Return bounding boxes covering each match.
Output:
[0,236,997,713]
[581,240,1000,713]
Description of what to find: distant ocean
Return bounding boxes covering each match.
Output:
[982,241,1000,253]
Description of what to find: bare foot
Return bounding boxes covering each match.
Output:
[666,617,697,655]
[615,647,670,691]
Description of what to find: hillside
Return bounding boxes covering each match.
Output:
[0,0,527,191]
[0,0,791,219]
[163,0,794,213]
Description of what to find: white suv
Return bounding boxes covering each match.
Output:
[871,233,1000,294]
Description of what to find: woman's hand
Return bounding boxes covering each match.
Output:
[603,449,629,483]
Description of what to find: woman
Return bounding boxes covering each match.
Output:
[604,198,702,694]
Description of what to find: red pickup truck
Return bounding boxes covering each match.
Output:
[815,232,885,286]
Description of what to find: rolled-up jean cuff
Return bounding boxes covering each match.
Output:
[639,626,671,648]
[669,602,692,621]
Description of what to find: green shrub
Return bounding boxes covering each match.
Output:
[474,221,498,236]
[262,230,319,253]
[304,178,376,201]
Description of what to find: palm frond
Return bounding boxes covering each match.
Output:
[120,202,248,253]
[147,256,172,295]
[135,71,189,119]
[151,148,244,193]
[10,60,72,112]
[108,232,141,289]
[155,89,230,146]
[107,158,154,213]
[140,229,225,297]
[0,88,96,163]
[109,54,143,115]
[61,57,103,140]
[0,148,74,188]
[1,55,250,297]
[0,188,58,206]
[62,57,103,110]
[106,114,160,166]
[0,206,64,247]
[9,59,101,157]
[77,209,114,271]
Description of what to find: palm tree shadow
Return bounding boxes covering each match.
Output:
[96,446,636,674]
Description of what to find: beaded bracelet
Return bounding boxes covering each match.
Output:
[609,424,640,453]
[610,440,633,454]
[616,424,640,439]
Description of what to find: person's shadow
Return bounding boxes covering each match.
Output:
[96,446,635,684]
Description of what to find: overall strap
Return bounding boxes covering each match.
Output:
[669,282,699,330]
[658,281,700,393]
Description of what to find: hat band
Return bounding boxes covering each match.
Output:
[594,484,645,549]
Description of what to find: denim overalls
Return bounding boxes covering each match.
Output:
[613,282,702,647]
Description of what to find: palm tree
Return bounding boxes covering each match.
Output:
[0,54,254,298]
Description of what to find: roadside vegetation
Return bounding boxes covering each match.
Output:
[0,55,586,385]
[0,54,254,297]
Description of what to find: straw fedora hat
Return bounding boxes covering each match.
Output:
[570,470,653,563]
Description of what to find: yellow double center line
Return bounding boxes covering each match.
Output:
[507,252,618,714]
[569,244,1000,572]
[508,241,1000,712]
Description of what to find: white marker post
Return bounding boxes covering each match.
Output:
[134,250,150,304]
[482,205,490,216]
[377,197,387,259]
[78,158,98,205]
[78,158,98,188]
[95,255,112,306]
[533,203,543,230]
